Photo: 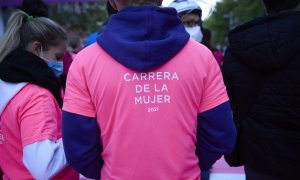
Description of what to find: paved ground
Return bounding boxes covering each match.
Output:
[210,156,245,180]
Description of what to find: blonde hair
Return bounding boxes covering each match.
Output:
[0,10,67,63]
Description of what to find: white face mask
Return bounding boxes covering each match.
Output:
[185,25,203,42]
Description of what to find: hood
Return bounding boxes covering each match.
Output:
[97,5,189,71]
[228,11,300,72]
[0,80,27,115]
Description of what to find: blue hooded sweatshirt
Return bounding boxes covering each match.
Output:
[62,5,236,179]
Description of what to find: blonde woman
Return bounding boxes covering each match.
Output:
[0,11,78,180]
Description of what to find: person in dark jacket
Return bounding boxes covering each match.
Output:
[222,0,300,179]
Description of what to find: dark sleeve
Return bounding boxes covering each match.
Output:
[62,111,103,179]
[222,47,238,121]
[196,101,237,171]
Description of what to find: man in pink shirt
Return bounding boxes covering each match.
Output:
[62,0,237,179]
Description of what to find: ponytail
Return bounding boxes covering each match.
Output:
[0,11,28,63]
[0,10,67,64]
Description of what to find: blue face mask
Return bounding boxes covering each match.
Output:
[40,46,64,77]
[47,59,64,77]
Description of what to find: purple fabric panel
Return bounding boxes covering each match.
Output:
[0,0,102,6]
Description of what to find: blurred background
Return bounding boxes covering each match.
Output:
[0,0,265,51]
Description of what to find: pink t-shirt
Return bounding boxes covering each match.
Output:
[63,40,229,180]
[0,84,78,180]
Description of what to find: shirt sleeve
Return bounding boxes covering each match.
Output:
[19,90,59,147]
[23,139,67,180]
[198,52,229,113]
[196,101,236,170]
[62,55,96,117]
[62,111,103,179]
